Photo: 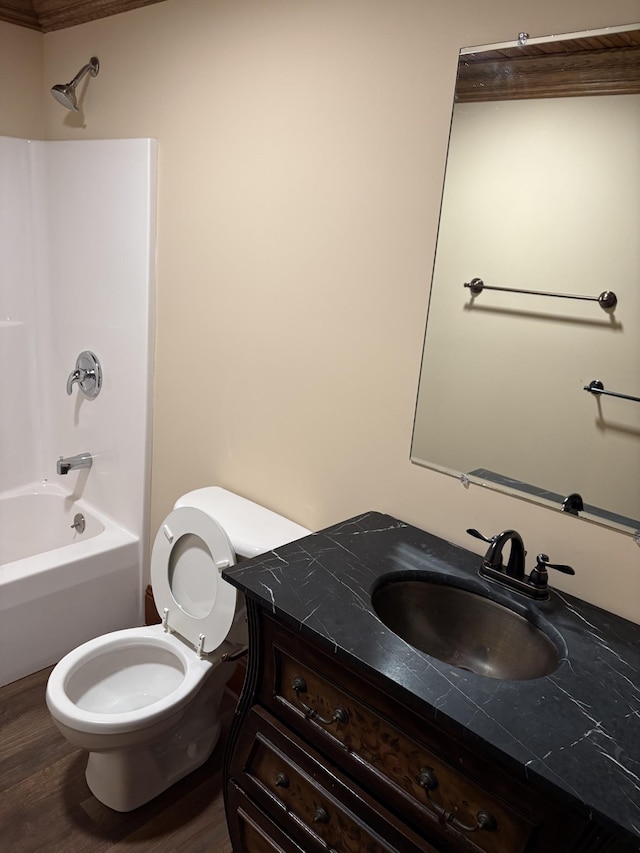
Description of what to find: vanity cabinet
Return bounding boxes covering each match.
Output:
[225,602,630,853]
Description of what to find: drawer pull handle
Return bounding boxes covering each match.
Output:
[275,772,290,788]
[313,806,330,824]
[292,676,349,726]
[418,768,497,834]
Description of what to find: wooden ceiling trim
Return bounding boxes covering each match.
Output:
[0,0,40,30]
[456,46,640,102]
[0,0,167,32]
[456,41,640,103]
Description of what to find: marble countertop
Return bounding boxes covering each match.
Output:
[223,512,640,844]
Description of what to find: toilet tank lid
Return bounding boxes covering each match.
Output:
[174,487,312,558]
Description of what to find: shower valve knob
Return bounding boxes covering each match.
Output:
[66,351,102,398]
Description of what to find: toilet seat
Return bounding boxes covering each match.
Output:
[151,506,236,654]
[46,626,212,736]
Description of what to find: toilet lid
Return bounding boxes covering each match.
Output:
[150,506,237,654]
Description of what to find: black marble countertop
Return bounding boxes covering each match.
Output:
[223,512,640,845]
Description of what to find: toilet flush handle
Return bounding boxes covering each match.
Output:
[221,646,249,663]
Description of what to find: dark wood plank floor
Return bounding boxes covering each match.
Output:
[0,666,234,853]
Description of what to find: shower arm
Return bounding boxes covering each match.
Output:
[69,58,99,88]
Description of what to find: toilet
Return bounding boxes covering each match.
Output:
[46,487,310,812]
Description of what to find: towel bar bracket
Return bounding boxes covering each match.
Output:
[584,380,640,404]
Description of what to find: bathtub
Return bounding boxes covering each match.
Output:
[0,486,141,687]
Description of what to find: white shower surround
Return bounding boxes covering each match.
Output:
[0,136,156,684]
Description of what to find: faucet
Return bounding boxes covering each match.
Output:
[467,528,574,599]
[467,528,526,579]
[57,453,93,475]
[561,492,584,516]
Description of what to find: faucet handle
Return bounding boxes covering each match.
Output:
[66,368,82,395]
[535,553,575,575]
[466,528,494,544]
[66,351,102,398]
[528,553,575,591]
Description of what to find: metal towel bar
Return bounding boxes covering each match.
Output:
[584,380,640,404]
[464,278,617,311]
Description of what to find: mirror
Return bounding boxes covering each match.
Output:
[412,25,640,535]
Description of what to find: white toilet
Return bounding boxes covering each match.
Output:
[46,487,310,812]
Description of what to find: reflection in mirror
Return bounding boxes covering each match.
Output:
[412,25,640,535]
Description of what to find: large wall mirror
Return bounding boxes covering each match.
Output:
[412,25,640,535]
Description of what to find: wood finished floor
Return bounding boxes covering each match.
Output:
[0,666,234,853]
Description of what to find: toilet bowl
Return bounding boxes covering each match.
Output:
[46,487,310,811]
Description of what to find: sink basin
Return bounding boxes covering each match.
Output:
[372,578,561,680]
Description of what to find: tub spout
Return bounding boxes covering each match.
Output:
[57,453,93,475]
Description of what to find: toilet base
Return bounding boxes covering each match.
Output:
[85,718,222,811]
[82,658,234,812]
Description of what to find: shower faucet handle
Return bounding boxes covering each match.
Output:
[66,351,102,398]
[66,368,83,394]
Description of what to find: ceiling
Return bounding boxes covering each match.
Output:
[0,0,167,33]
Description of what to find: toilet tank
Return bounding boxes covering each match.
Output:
[174,487,311,559]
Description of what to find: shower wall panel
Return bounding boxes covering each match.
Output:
[32,139,156,542]
[1,137,156,562]
[0,136,40,490]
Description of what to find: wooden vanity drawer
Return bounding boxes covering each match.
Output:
[230,706,438,853]
[259,617,543,853]
[227,782,307,853]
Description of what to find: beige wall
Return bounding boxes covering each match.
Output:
[0,22,43,138]
[12,0,639,620]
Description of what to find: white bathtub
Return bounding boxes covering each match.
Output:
[0,486,141,687]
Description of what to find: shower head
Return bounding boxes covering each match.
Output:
[51,57,100,111]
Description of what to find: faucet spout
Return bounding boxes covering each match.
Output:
[467,527,526,580]
[57,453,93,475]
[486,529,526,580]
